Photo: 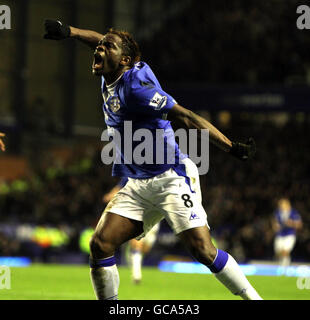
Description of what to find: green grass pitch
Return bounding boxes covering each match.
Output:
[0,264,308,300]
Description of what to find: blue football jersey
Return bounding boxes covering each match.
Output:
[101,61,187,179]
[275,208,301,236]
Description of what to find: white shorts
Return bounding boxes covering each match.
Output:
[274,234,296,253]
[103,158,209,239]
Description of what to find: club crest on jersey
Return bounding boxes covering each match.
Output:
[109,96,121,113]
[149,92,167,110]
[189,212,199,220]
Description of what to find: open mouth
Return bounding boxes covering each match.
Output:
[92,52,104,71]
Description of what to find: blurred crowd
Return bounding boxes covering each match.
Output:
[0,112,309,263]
[202,112,310,262]
[0,147,117,261]
[141,0,310,85]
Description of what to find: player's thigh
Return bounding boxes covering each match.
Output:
[159,174,209,235]
[94,211,144,248]
[274,236,282,254]
[97,180,152,242]
[274,236,288,255]
[283,235,296,252]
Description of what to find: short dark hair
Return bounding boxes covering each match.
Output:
[107,28,141,67]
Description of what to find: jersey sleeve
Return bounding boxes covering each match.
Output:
[125,66,177,117]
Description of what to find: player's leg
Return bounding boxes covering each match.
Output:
[280,250,291,268]
[279,235,296,270]
[274,236,283,262]
[178,226,263,300]
[140,223,159,255]
[161,159,262,300]
[89,211,144,300]
[129,223,159,284]
[91,176,155,299]
[274,236,286,274]
[129,239,143,284]
[274,236,289,271]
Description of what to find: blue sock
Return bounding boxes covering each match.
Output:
[208,249,229,273]
[89,256,116,269]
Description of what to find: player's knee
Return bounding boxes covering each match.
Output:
[89,233,115,259]
[191,241,217,266]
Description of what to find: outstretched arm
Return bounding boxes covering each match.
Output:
[168,104,256,160]
[284,218,303,230]
[0,132,5,151]
[69,26,104,49]
[168,104,232,152]
[44,19,103,49]
[271,218,281,233]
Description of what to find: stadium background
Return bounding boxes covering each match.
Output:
[0,0,309,277]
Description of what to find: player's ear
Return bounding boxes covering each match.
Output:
[120,55,131,66]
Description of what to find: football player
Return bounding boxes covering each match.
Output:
[44,20,262,300]
[272,198,303,272]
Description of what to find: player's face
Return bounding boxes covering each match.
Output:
[278,199,291,211]
[92,34,125,76]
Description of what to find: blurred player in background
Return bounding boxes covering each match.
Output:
[103,178,160,284]
[0,132,5,151]
[44,20,262,300]
[272,198,303,271]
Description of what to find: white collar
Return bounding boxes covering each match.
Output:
[106,73,124,90]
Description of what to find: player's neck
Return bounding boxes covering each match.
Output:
[106,73,124,89]
[104,67,130,85]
